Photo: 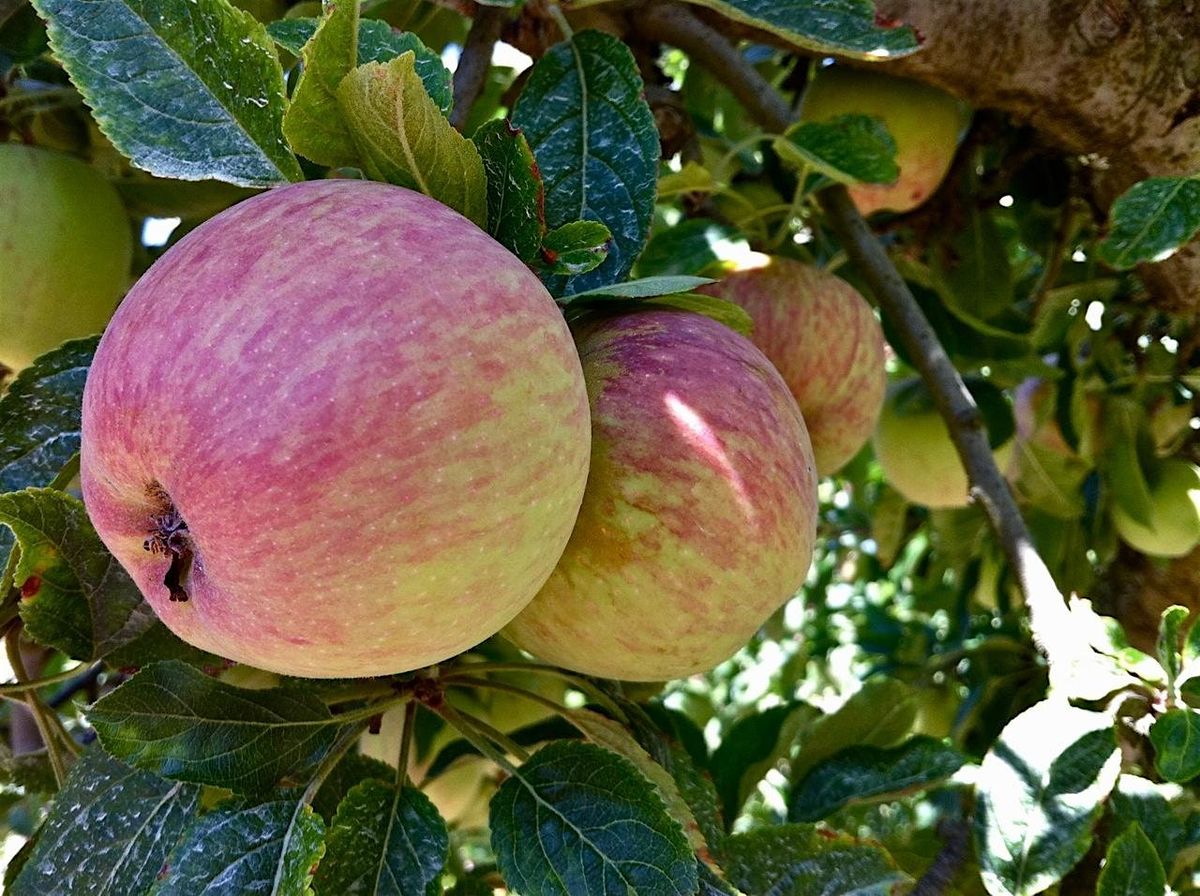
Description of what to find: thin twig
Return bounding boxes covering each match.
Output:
[431,701,523,773]
[911,818,972,896]
[396,700,417,789]
[5,630,74,786]
[300,722,368,806]
[449,5,507,132]
[444,660,628,721]
[636,1,1092,686]
[0,662,97,698]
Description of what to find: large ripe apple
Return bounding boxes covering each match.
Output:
[81,180,591,678]
[0,144,132,371]
[699,255,886,475]
[1112,459,1200,558]
[504,310,818,681]
[874,378,1013,509]
[799,66,970,216]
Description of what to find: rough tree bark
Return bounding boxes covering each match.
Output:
[874,0,1200,318]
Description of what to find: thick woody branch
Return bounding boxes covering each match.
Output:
[637,2,1095,682]
[449,5,507,132]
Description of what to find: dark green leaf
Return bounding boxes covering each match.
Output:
[311,751,394,823]
[1109,776,1184,877]
[1149,709,1200,783]
[1102,398,1156,528]
[936,210,1016,320]
[0,337,94,493]
[540,220,612,276]
[679,0,919,58]
[776,114,898,185]
[473,118,547,262]
[635,219,741,278]
[269,17,452,112]
[0,746,58,794]
[788,736,965,822]
[88,660,344,791]
[1158,605,1190,690]
[313,779,448,896]
[565,709,708,856]
[512,29,659,295]
[1181,676,1200,709]
[156,797,325,896]
[489,741,697,896]
[337,52,487,225]
[30,0,301,186]
[1098,176,1200,269]
[790,678,917,783]
[101,616,223,672]
[1185,611,1200,666]
[666,744,725,862]
[282,0,359,167]
[1009,438,1089,521]
[9,749,201,896]
[712,702,809,828]
[723,824,910,895]
[3,489,157,662]
[975,700,1121,896]
[1097,824,1167,896]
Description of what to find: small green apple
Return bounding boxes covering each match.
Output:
[799,66,970,216]
[0,144,132,371]
[874,378,1013,509]
[1112,459,1200,558]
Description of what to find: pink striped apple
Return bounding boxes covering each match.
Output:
[504,310,818,681]
[81,180,591,678]
[700,255,887,475]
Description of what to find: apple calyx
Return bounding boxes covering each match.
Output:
[143,503,194,603]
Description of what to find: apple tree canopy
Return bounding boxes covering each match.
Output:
[0,0,1198,894]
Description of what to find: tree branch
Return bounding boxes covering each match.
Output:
[636,1,1095,685]
[449,5,507,132]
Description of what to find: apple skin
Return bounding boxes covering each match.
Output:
[0,145,132,371]
[80,180,591,678]
[1112,459,1200,559]
[504,310,818,681]
[699,255,886,475]
[874,378,1013,509]
[799,67,970,216]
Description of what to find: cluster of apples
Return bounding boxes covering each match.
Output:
[77,179,846,682]
[8,67,964,683]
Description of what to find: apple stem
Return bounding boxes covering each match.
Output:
[143,501,195,602]
[445,661,629,722]
[395,700,417,790]
[300,721,370,807]
[433,701,526,772]
[444,675,565,717]
[163,543,194,603]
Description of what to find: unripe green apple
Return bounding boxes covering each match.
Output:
[1112,459,1200,558]
[0,144,132,371]
[874,378,1013,509]
[81,180,591,678]
[505,310,818,681]
[699,255,887,475]
[799,66,970,216]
